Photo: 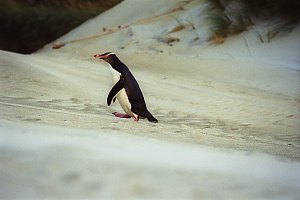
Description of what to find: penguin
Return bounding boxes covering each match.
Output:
[94,52,158,123]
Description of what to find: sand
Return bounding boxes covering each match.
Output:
[1,0,300,199]
[1,120,300,199]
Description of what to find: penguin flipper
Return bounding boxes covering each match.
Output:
[107,78,124,106]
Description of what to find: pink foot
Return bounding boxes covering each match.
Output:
[112,112,132,118]
[134,116,139,122]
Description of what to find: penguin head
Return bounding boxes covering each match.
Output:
[93,52,117,64]
[94,52,125,73]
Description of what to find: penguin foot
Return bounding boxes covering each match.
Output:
[112,112,132,118]
[134,116,139,122]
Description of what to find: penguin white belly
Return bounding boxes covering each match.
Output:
[109,65,137,118]
[116,89,133,115]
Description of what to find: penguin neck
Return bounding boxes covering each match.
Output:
[107,56,127,74]
[109,64,122,83]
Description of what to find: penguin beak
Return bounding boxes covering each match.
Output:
[93,54,104,59]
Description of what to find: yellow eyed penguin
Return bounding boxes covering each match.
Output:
[94,52,158,123]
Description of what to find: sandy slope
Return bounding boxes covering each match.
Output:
[1,120,300,199]
[1,0,300,199]
[1,49,299,160]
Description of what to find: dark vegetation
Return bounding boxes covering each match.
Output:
[0,0,122,54]
[205,0,300,43]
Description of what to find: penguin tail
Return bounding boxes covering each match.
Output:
[145,111,158,123]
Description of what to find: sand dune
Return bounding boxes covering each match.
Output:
[1,0,300,199]
[1,50,299,160]
[1,120,300,199]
